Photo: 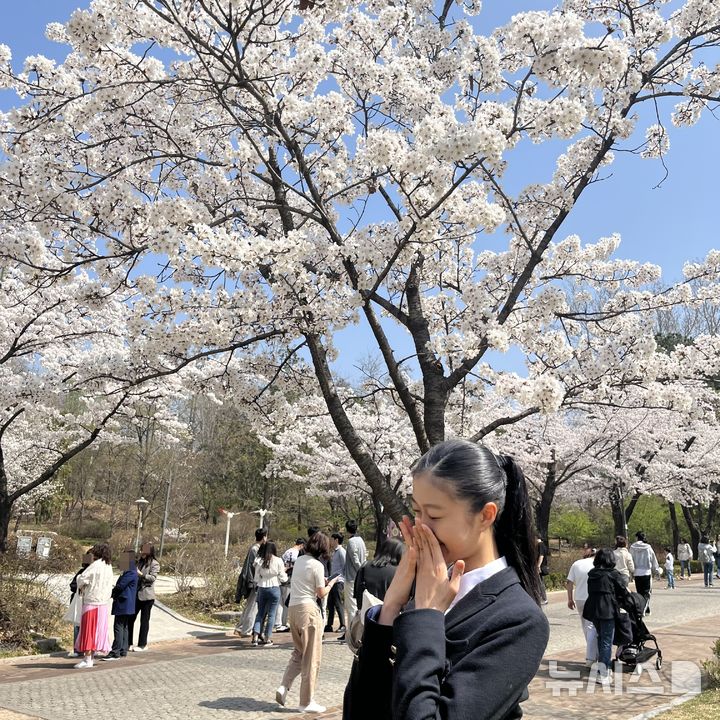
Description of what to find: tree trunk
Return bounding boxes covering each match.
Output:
[707,498,718,533]
[668,502,680,554]
[625,491,642,526]
[0,496,12,553]
[371,493,389,553]
[535,462,557,544]
[609,484,626,538]
[680,504,701,557]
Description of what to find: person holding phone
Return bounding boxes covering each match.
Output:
[128,542,160,652]
[343,439,549,720]
[275,532,340,714]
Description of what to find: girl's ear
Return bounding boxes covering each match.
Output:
[479,502,498,531]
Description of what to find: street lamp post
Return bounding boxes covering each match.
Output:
[134,497,150,553]
[218,508,236,559]
[159,477,172,560]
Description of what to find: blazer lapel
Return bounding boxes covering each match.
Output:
[444,566,521,632]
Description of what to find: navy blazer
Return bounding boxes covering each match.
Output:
[343,566,549,720]
[111,569,138,616]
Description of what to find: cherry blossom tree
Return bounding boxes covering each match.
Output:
[2,1,720,528]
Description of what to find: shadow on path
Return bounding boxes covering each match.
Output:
[199,697,296,715]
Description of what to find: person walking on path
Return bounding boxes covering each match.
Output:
[714,535,720,580]
[276,531,341,714]
[537,538,549,604]
[343,440,549,720]
[251,541,287,646]
[235,528,267,636]
[353,538,405,606]
[612,536,635,587]
[664,547,675,589]
[698,534,717,587]
[567,543,598,667]
[73,543,114,669]
[128,542,160,652]
[276,538,305,631]
[325,533,346,633]
[103,550,138,660]
[582,548,630,685]
[343,520,366,636]
[630,531,660,615]
[677,538,693,579]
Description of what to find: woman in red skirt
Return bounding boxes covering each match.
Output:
[74,543,114,668]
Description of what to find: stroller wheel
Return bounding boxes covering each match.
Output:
[656,656,663,670]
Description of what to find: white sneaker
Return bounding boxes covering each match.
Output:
[67,651,81,658]
[74,659,93,669]
[133,646,147,652]
[300,701,326,713]
[275,685,288,706]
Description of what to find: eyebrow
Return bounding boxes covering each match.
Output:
[409,498,445,510]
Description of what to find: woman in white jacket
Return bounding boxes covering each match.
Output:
[74,543,114,668]
[698,535,717,588]
[676,539,693,579]
[252,541,288,646]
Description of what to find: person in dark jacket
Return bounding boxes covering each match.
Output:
[234,528,267,636]
[582,548,629,683]
[343,439,549,720]
[353,539,404,605]
[103,550,138,660]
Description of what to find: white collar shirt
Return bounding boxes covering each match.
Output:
[446,556,508,614]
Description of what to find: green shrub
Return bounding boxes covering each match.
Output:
[702,638,720,688]
[0,549,65,650]
[60,519,111,542]
[550,510,599,547]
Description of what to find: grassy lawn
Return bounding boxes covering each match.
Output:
[655,688,720,719]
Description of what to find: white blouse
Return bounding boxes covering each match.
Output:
[76,558,114,604]
[253,555,288,588]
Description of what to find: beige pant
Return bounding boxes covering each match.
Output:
[281,603,323,707]
[344,580,358,629]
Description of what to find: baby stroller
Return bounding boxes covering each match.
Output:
[615,591,663,670]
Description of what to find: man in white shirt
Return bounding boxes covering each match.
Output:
[343,520,367,638]
[566,543,597,667]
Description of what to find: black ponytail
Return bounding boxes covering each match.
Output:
[412,439,543,606]
[494,455,543,605]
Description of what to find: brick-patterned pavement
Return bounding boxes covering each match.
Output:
[1,579,718,720]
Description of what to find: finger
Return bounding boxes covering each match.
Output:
[414,524,429,565]
[399,516,415,547]
[449,559,465,595]
[420,523,446,571]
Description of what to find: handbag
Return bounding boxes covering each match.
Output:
[347,589,383,656]
[63,591,83,626]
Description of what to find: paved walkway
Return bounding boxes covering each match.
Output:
[1,576,718,720]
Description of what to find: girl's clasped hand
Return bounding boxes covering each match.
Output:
[379,516,465,624]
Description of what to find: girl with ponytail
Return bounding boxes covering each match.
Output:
[343,439,549,720]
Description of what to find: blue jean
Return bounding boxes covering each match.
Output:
[594,619,615,675]
[666,569,675,588]
[703,562,715,587]
[680,559,691,577]
[254,586,281,640]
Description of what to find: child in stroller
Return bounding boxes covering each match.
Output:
[615,591,663,670]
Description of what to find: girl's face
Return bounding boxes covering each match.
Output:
[411,472,492,568]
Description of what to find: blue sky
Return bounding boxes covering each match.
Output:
[2,1,719,380]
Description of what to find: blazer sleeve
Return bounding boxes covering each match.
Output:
[392,608,548,720]
[139,559,160,585]
[622,549,633,577]
[115,571,134,593]
[344,608,395,720]
[76,566,92,591]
